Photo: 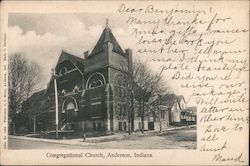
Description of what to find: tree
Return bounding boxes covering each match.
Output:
[133,60,166,133]
[116,55,166,134]
[114,55,146,134]
[8,53,41,134]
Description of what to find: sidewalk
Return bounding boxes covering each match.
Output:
[9,135,94,146]
[9,125,196,146]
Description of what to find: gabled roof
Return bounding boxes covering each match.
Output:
[160,94,187,109]
[176,95,187,103]
[57,50,84,73]
[28,89,46,103]
[90,25,125,56]
[160,94,176,108]
[22,89,46,114]
[45,50,84,95]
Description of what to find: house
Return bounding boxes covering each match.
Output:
[22,90,48,132]
[170,95,186,123]
[133,95,169,131]
[180,106,197,124]
[159,94,196,126]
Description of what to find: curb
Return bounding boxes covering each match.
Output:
[9,125,196,146]
[9,135,93,147]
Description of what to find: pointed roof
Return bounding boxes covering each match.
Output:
[90,21,125,56]
[57,50,84,73]
[160,94,187,109]
[28,89,46,102]
[161,94,176,108]
[22,89,46,114]
[176,95,187,103]
[45,50,85,95]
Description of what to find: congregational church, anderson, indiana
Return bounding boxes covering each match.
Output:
[23,20,152,134]
[22,20,197,135]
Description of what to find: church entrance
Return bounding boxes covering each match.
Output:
[65,102,77,122]
[62,97,79,130]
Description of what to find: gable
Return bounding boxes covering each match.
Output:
[179,99,186,109]
[56,60,76,75]
[90,26,125,56]
[45,50,85,95]
[57,50,84,74]
[56,59,80,75]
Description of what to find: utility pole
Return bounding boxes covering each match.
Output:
[33,115,36,134]
[158,95,162,132]
[53,68,59,139]
[128,92,131,135]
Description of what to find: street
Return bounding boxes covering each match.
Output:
[9,127,196,149]
[8,137,80,149]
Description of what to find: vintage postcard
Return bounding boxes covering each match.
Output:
[0,0,249,165]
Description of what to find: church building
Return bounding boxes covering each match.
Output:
[23,21,133,134]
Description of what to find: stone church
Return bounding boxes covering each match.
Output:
[22,21,196,135]
[23,21,133,134]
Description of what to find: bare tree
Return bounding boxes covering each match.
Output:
[114,55,145,134]
[133,60,166,133]
[8,53,41,134]
[25,63,42,100]
[115,56,166,134]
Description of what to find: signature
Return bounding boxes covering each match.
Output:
[212,153,245,163]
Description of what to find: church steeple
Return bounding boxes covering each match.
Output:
[105,18,109,29]
[90,19,125,56]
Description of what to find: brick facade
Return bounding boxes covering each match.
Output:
[22,23,178,134]
[23,24,133,134]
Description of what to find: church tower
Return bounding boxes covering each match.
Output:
[82,19,132,133]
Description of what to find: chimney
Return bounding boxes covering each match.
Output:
[125,48,132,76]
[84,51,89,59]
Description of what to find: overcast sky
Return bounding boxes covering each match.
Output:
[8,13,137,87]
[8,12,183,102]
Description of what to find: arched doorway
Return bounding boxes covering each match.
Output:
[65,102,77,122]
[62,97,79,130]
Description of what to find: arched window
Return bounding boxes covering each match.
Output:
[66,102,75,110]
[115,74,126,87]
[90,80,103,88]
[62,96,78,113]
[86,72,106,89]
[114,74,126,97]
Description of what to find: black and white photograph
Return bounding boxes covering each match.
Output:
[8,13,197,150]
[0,1,248,165]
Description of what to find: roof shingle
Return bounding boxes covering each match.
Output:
[90,26,125,56]
[58,50,84,73]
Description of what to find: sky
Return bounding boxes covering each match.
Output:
[8,13,178,98]
[8,13,136,88]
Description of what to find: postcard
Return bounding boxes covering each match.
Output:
[0,0,249,165]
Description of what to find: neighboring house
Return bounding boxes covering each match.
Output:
[133,95,169,131]
[160,94,196,126]
[22,90,48,131]
[159,94,183,123]
[171,95,186,123]
[186,107,197,124]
